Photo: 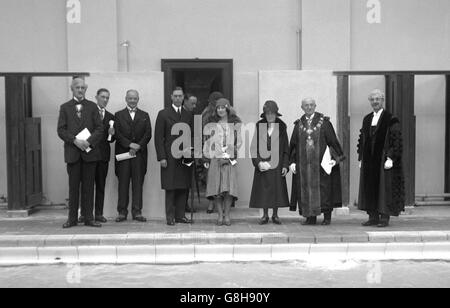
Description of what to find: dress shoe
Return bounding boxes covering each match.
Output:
[224,219,231,226]
[63,221,77,229]
[95,216,107,223]
[175,217,192,224]
[85,221,102,228]
[115,215,127,223]
[206,208,214,214]
[322,219,331,226]
[258,216,269,225]
[185,206,197,213]
[272,216,282,225]
[216,219,223,226]
[301,217,317,225]
[78,216,85,224]
[167,220,175,226]
[133,216,147,223]
[361,220,379,227]
[377,221,389,228]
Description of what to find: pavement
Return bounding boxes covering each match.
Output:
[0,206,449,265]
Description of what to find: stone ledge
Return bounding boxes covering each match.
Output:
[0,242,449,265]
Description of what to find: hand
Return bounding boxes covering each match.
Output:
[74,138,89,151]
[130,143,141,151]
[108,127,115,136]
[160,159,168,169]
[290,163,297,175]
[204,162,210,169]
[258,162,269,172]
[384,158,393,170]
[129,149,137,157]
[281,168,288,177]
[330,160,336,168]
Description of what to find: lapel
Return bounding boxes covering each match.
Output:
[168,105,181,122]
[123,107,134,124]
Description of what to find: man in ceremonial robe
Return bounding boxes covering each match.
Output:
[289,98,345,225]
[357,89,405,228]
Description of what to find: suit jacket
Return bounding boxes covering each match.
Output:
[97,109,115,162]
[155,106,193,190]
[114,107,152,174]
[57,99,104,163]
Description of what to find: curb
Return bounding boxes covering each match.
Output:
[1,231,449,248]
[1,242,450,265]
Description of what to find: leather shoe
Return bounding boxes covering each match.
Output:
[361,220,379,227]
[115,215,127,223]
[167,220,175,226]
[272,216,282,225]
[377,221,389,228]
[258,216,269,225]
[185,206,197,213]
[63,221,77,229]
[133,216,147,223]
[95,216,107,223]
[301,217,317,225]
[322,219,331,226]
[85,221,102,228]
[175,217,192,224]
[78,216,85,224]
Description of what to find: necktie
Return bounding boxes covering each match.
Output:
[177,108,181,118]
[100,109,105,121]
[129,109,136,120]
[76,104,82,119]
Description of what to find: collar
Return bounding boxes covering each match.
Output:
[304,112,315,121]
[73,97,84,103]
[373,108,384,117]
[127,106,137,112]
[97,105,105,112]
[172,104,181,113]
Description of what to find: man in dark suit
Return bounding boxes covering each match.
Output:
[115,90,152,223]
[155,87,193,226]
[79,88,116,223]
[57,78,104,228]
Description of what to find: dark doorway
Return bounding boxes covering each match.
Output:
[161,59,233,109]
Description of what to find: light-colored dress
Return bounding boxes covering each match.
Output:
[204,122,241,200]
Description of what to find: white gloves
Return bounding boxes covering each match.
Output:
[258,161,271,172]
[290,163,297,174]
[329,160,336,168]
[384,158,393,170]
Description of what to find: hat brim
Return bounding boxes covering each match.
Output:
[260,112,282,118]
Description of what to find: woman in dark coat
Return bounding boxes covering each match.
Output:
[249,101,290,225]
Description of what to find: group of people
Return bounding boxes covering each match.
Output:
[57,77,404,229]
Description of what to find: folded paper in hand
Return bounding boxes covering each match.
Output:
[76,128,92,153]
[116,152,136,162]
[321,146,333,175]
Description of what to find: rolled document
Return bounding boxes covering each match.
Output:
[76,128,92,153]
[116,152,136,161]
[108,120,114,141]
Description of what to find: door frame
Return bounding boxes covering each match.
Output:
[161,59,233,108]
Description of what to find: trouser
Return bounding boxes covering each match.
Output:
[67,160,97,224]
[117,156,145,218]
[94,161,109,217]
[367,211,390,223]
[166,189,188,222]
